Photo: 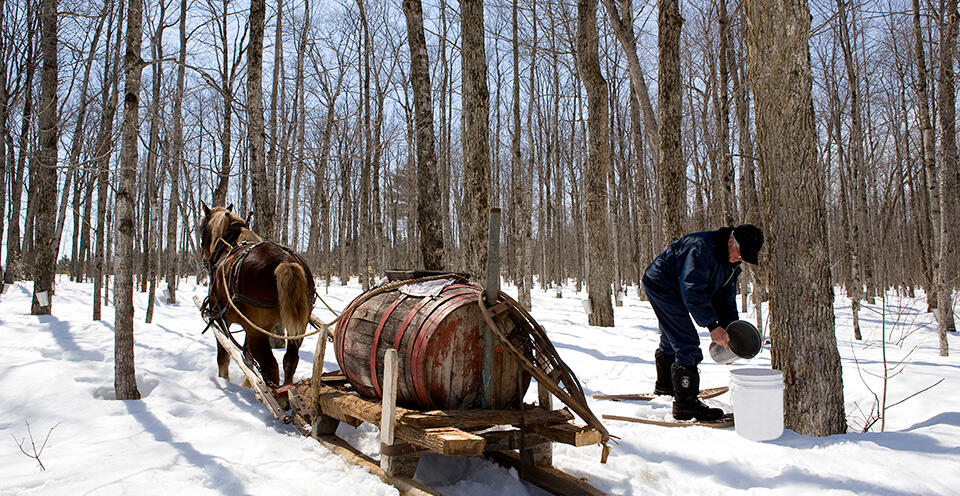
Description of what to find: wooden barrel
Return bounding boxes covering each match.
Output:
[333,282,530,410]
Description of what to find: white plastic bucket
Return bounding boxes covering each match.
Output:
[730,368,784,441]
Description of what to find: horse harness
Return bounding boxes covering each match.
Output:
[199,228,316,338]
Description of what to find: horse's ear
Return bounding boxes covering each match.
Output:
[226,203,234,212]
[201,201,211,217]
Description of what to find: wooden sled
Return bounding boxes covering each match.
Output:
[198,296,606,496]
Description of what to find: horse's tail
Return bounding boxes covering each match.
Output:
[275,262,311,341]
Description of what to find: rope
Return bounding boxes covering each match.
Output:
[217,271,466,342]
[325,273,467,328]
[219,268,326,341]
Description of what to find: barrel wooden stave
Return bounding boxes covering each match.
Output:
[335,284,529,410]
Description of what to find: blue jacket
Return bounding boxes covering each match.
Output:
[643,228,741,329]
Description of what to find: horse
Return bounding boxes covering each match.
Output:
[199,203,315,387]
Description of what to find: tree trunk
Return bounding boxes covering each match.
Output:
[601,0,661,172]
[116,0,142,400]
[510,0,530,308]
[657,0,686,242]
[912,0,941,312]
[31,0,58,315]
[745,0,845,435]
[4,3,35,284]
[402,0,444,270]
[715,0,735,225]
[460,0,491,282]
[935,0,959,352]
[248,0,274,242]
[167,0,187,304]
[0,0,7,286]
[836,0,867,338]
[212,0,233,208]
[267,0,283,204]
[93,0,123,320]
[577,0,614,327]
[143,0,167,320]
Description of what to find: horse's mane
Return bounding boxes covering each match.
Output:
[203,207,262,261]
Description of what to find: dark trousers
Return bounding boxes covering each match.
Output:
[643,276,703,367]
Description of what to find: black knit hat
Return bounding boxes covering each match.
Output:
[734,224,764,265]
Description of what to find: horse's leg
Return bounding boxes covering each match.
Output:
[216,340,230,381]
[282,338,303,386]
[245,327,281,387]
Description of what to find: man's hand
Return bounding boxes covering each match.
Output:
[710,326,730,350]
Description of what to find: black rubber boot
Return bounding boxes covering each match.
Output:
[671,363,725,421]
[653,349,675,396]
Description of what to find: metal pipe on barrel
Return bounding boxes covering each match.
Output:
[483,208,501,408]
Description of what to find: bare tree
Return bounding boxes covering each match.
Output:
[658,0,686,241]
[93,0,123,320]
[247,0,274,241]
[401,0,443,270]
[4,2,35,284]
[935,0,958,352]
[166,0,188,304]
[577,0,614,326]
[745,0,845,435]
[461,0,491,281]
[0,0,8,274]
[30,0,58,315]
[115,0,143,400]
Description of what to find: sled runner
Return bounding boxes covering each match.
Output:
[602,413,734,428]
[592,386,728,402]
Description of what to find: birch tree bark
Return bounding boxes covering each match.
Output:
[746,0,845,435]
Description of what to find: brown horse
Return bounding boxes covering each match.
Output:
[199,203,315,387]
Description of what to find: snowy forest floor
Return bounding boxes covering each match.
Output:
[1,276,958,495]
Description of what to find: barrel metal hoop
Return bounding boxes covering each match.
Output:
[410,290,480,408]
[399,288,477,406]
[370,294,408,398]
[391,297,433,351]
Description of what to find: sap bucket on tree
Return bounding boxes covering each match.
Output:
[709,320,762,364]
[729,368,784,441]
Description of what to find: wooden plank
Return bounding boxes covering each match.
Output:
[381,350,400,475]
[398,407,573,429]
[487,450,606,496]
[481,430,551,452]
[602,413,734,429]
[417,427,485,456]
[312,433,442,496]
[527,422,602,447]
[592,386,728,402]
[315,384,485,456]
[195,295,289,423]
[285,386,429,493]
[310,323,329,406]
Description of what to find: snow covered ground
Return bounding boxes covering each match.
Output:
[1,276,957,495]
